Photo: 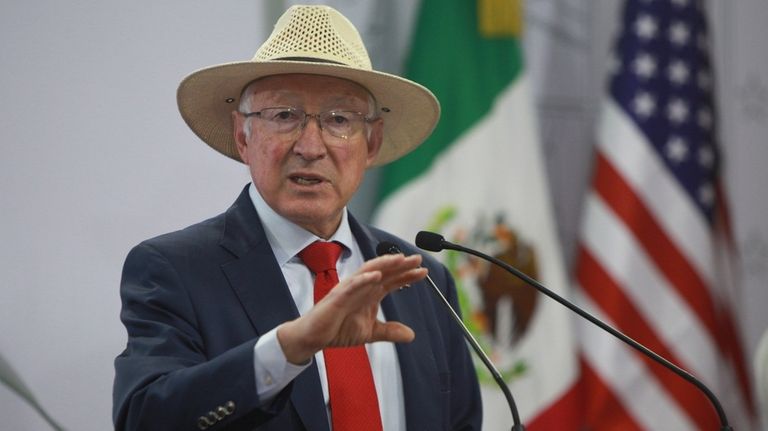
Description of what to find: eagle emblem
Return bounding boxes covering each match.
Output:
[428,208,540,383]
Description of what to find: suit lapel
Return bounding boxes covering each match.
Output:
[219,187,299,338]
[219,186,329,431]
[350,218,442,430]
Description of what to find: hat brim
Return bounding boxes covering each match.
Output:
[177,60,440,166]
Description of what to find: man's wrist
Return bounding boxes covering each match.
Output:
[253,328,311,405]
[276,320,315,365]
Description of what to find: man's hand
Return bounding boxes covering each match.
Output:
[276,253,428,365]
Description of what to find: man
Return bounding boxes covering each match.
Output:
[113,5,481,431]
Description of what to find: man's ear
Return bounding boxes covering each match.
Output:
[365,119,384,167]
[232,111,249,164]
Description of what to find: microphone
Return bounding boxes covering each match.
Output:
[376,241,525,431]
[415,231,734,431]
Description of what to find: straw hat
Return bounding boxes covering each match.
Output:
[177,5,440,166]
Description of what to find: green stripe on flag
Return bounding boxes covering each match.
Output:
[377,0,524,200]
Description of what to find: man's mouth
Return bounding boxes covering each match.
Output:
[291,175,323,185]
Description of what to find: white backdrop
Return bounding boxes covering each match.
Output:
[1,1,766,430]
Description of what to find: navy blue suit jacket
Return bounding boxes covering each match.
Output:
[113,186,482,430]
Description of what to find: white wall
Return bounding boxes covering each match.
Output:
[0,2,265,429]
[1,1,766,429]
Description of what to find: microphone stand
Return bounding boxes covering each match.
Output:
[421,232,732,430]
[423,273,525,431]
[377,242,524,431]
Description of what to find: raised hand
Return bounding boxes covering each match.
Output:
[276,253,428,364]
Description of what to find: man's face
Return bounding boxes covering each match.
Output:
[233,74,382,238]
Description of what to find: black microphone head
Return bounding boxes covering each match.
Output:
[376,241,402,256]
[415,231,445,252]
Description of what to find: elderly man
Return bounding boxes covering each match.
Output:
[113,5,481,431]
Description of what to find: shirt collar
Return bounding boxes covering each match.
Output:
[248,183,355,266]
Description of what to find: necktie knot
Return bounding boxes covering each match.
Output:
[298,241,343,274]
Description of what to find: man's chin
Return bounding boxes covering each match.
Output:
[280,204,343,238]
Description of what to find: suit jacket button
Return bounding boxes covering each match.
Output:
[208,410,222,421]
[224,400,236,414]
[217,406,229,417]
[197,416,211,430]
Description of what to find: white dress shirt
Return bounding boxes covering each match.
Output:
[248,184,405,431]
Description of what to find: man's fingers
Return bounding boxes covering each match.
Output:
[379,267,428,293]
[370,321,415,343]
[363,255,425,287]
[323,270,385,308]
[346,270,382,287]
[342,254,424,294]
[343,267,426,303]
[358,253,422,275]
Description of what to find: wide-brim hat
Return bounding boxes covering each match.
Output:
[177,5,440,166]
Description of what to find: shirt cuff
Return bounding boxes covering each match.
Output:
[253,326,312,405]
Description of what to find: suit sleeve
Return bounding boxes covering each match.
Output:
[113,242,289,431]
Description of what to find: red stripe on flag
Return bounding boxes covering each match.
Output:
[576,246,722,429]
[526,378,582,431]
[595,152,756,417]
[592,152,723,350]
[579,356,644,430]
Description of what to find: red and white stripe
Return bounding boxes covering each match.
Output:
[574,100,755,430]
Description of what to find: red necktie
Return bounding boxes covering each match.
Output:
[298,241,383,431]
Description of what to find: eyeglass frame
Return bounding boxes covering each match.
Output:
[239,106,377,140]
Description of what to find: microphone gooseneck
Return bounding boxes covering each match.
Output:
[416,231,732,430]
[376,241,524,431]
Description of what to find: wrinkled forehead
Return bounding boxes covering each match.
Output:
[241,74,373,107]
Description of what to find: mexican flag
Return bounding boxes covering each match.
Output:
[373,0,580,428]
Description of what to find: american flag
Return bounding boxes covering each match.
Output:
[574,0,755,429]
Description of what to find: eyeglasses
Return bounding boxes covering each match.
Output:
[241,107,375,140]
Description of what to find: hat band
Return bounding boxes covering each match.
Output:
[273,57,347,65]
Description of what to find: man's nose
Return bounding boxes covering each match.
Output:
[293,114,327,160]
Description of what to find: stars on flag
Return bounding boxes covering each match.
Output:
[669,21,691,46]
[668,60,690,84]
[635,14,658,40]
[612,0,720,220]
[666,136,689,163]
[667,98,689,123]
[633,53,657,79]
[633,91,657,117]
